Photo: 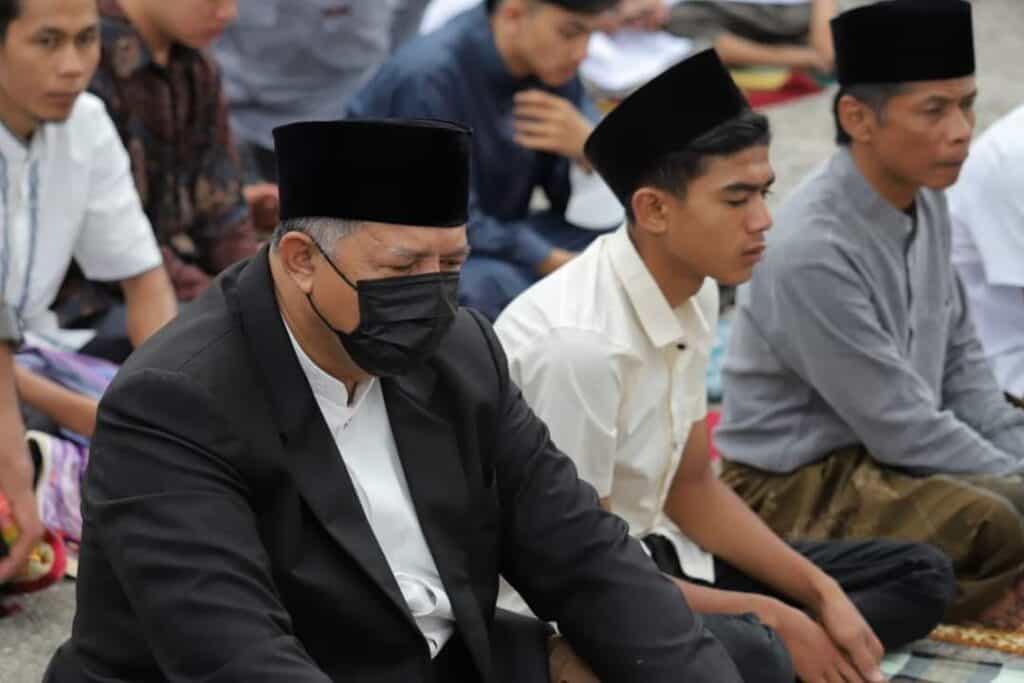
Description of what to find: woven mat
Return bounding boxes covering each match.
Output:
[882,632,1024,682]
[930,625,1024,657]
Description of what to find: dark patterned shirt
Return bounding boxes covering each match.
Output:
[90,0,257,279]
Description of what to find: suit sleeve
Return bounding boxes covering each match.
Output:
[86,369,333,683]
[467,311,741,683]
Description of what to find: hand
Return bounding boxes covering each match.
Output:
[513,90,593,164]
[243,183,280,235]
[536,248,576,277]
[620,0,670,30]
[161,247,212,302]
[793,47,835,74]
[816,586,886,682]
[764,598,877,683]
[0,442,44,584]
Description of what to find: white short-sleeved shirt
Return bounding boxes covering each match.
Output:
[948,105,1024,398]
[0,92,161,348]
[496,225,718,583]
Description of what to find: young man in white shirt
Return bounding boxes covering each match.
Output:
[0,0,175,579]
[948,104,1024,403]
[496,50,954,682]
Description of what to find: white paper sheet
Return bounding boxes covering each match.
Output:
[581,30,694,97]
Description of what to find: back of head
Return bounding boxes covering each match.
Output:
[830,0,974,145]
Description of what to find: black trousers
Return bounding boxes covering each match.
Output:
[432,610,551,683]
[645,536,955,683]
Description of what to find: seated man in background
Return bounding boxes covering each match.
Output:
[717,0,1024,628]
[0,0,175,576]
[348,0,622,321]
[214,0,432,184]
[61,0,262,331]
[614,0,836,72]
[45,118,743,683]
[948,104,1024,404]
[497,49,953,683]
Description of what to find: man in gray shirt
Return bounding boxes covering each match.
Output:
[213,1,430,182]
[717,0,1024,628]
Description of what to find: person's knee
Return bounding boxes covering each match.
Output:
[901,543,957,633]
[969,492,1024,564]
[704,613,794,683]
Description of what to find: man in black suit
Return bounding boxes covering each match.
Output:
[44,119,742,682]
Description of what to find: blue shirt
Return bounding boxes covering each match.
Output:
[347,6,600,269]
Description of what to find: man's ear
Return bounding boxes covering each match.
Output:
[276,233,318,294]
[631,187,672,237]
[838,94,879,145]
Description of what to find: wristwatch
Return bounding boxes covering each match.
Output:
[0,303,23,348]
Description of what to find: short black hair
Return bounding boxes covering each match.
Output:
[833,83,907,145]
[624,109,772,222]
[0,0,20,40]
[486,0,619,16]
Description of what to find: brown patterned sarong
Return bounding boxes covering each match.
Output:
[722,446,1024,622]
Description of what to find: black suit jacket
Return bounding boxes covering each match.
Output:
[46,248,740,682]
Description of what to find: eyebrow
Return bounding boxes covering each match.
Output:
[721,176,776,193]
[383,245,472,260]
[921,89,978,106]
[33,23,97,37]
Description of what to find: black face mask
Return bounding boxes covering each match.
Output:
[306,243,460,377]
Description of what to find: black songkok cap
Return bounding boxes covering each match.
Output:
[584,49,750,205]
[832,0,975,87]
[274,119,471,227]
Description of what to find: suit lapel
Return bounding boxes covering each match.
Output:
[230,247,418,636]
[384,373,496,683]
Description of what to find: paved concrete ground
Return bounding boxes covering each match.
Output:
[2,2,1022,681]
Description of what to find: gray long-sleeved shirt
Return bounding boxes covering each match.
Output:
[213,0,430,151]
[717,148,1024,476]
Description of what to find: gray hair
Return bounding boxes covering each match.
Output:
[270,217,365,252]
[834,83,908,146]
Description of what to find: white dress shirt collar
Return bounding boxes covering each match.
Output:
[607,226,714,354]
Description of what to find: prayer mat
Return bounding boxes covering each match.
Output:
[930,626,1024,657]
[732,67,826,108]
[885,636,1024,682]
[595,67,827,114]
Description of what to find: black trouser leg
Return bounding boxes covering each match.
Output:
[702,613,795,683]
[710,539,956,650]
[644,534,794,682]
